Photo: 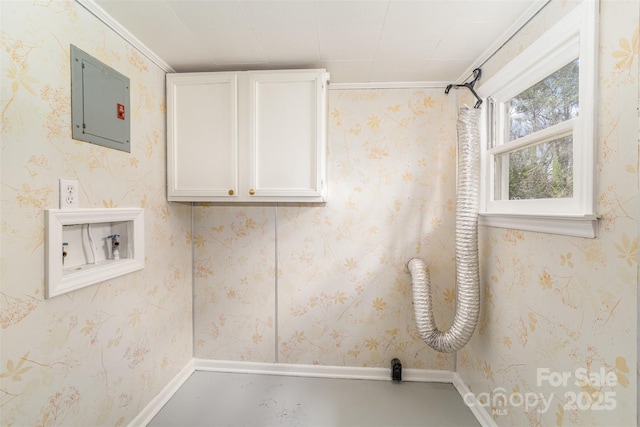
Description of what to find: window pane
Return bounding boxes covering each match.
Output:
[507,59,579,141]
[495,136,573,200]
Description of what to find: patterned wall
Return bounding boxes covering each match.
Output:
[0,2,193,426]
[457,1,639,426]
[2,1,637,426]
[194,89,460,370]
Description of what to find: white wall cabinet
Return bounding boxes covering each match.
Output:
[167,69,329,203]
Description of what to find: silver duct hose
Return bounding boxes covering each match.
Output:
[408,106,481,353]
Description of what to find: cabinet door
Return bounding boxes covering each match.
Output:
[167,73,238,201]
[248,70,327,201]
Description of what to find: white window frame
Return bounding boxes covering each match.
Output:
[477,1,599,238]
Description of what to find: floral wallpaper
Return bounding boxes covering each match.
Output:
[2,1,637,426]
[194,1,638,425]
[194,88,460,371]
[0,1,192,426]
[457,1,639,426]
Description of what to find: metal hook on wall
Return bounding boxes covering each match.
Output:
[445,68,483,109]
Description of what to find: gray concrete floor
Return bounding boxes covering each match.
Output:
[149,371,481,427]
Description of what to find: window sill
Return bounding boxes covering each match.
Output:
[479,213,598,238]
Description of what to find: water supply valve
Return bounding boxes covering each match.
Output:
[62,242,68,265]
[107,234,120,260]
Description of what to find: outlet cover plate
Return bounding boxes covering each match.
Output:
[59,179,79,209]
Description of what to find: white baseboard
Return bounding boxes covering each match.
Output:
[452,372,498,427]
[128,359,195,427]
[130,358,489,427]
[193,358,455,383]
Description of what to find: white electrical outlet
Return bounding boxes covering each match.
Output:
[59,179,79,209]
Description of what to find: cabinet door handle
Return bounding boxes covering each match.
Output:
[249,189,255,195]
[228,189,234,196]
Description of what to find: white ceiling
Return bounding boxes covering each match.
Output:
[91,0,542,84]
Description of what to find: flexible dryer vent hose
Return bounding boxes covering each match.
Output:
[408,106,481,353]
